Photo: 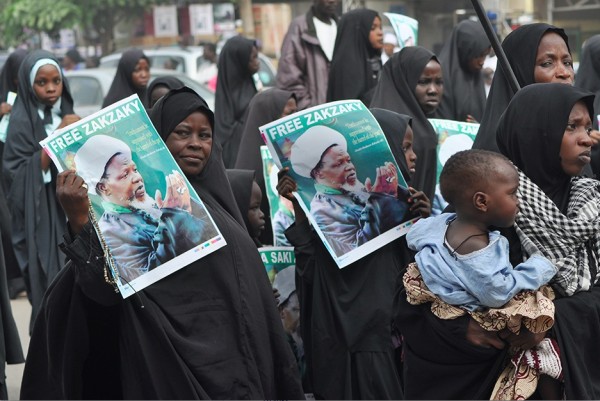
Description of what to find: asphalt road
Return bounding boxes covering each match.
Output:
[6,295,30,400]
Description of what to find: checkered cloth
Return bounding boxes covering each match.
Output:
[514,170,600,296]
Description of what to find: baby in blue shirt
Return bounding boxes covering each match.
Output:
[407,149,557,312]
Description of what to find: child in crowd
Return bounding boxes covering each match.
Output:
[226,169,266,247]
[404,149,561,399]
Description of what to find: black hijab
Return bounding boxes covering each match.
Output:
[576,34,600,130]
[2,49,73,330]
[235,88,294,245]
[496,83,594,211]
[146,75,184,107]
[370,108,412,183]
[370,46,439,200]
[214,36,258,168]
[102,48,149,108]
[435,20,489,122]
[326,8,381,104]
[474,23,571,152]
[226,169,260,246]
[0,48,27,102]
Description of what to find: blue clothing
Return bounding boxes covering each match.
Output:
[407,213,557,311]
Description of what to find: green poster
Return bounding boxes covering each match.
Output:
[259,246,295,283]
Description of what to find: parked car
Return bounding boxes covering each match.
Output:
[99,46,277,89]
[64,67,215,117]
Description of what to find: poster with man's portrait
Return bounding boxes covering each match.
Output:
[40,95,226,298]
[260,100,417,268]
[383,12,418,49]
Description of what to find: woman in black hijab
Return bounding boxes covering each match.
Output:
[277,108,429,400]
[435,20,490,122]
[102,48,150,108]
[146,75,184,107]
[370,46,442,201]
[235,88,296,245]
[496,83,600,399]
[21,87,304,399]
[214,36,259,168]
[575,34,600,175]
[0,48,27,120]
[2,50,78,330]
[473,23,574,152]
[326,8,383,105]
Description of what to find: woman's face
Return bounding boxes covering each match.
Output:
[467,46,491,73]
[402,125,417,176]
[281,97,298,117]
[534,32,574,84]
[149,85,169,108]
[248,46,260,75]
[131,58,150,89]
[369,16,384,51]
[314,145,356,189]
[33,65,63,106]
[414,60,444,115]
[560,101,593,176]
[165,111,213,177]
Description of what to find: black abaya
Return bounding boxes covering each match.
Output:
[2,50,74,330]
[234,88,294,245]
[102,48,149,108]
[214,36,258,168]
[370,46,439,201]
[21,87,303,400]
[473,23,571,152]
[435,20,489,122]
[326,9,381,105]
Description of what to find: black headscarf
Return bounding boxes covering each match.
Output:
[0,48,27,103]
[370,46,440,200]
[235,88,295,245]
[370,108,412,183]
[435,20,489,122]
[496,83,594,211]
[214,36,258,168]
[146,75,184,107]
[326,8,381,104]
[2,49,74,330]
[474,23,571,152]
[226,169,261,246]
[102,48,149,108]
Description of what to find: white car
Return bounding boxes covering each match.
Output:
[99,46,277,88]
[64,67,216,117]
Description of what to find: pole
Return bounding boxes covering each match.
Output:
[470,0,520,94]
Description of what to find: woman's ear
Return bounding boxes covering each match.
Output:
[473,191,488,212]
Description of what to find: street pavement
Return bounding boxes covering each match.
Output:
[6,295,30,400]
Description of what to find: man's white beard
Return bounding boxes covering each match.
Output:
[130,195,161,219]
[342,180,366,193]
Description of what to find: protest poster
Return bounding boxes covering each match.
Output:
[428,118,479,212]
[383,12,418,49]
[259,246,295,283]
[260,100,417,268]
[40,94,226,298]
[261,146,295,246]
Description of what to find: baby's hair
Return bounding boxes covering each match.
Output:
[440,149,513,207]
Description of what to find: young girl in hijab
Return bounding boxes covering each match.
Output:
[102,48,150,108]
[0,48,27,122]
[277,108,429,399]
[575,34,600,176]
[2,50,79,331]
[214,36,260,168]
[226,169,266,247]
[21,87,304,399]
[435,20,490,122]
[473,23,574,152]
[326,8,383,105]
[235,88,297,245]
[370,46,443,201]
[146,75,184,107]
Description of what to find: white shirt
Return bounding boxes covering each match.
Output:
[313,17,337,61]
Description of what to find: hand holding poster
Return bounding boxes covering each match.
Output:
[261,100,417,268]
[40,94,226,298]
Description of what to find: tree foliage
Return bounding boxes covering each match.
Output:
[0,0,169,52]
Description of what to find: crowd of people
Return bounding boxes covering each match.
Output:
[0,0,599,399]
